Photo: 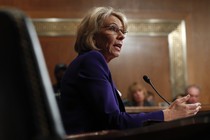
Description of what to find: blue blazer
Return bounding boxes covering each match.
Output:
[59,50,164,135]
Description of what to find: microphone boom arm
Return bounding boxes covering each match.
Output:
[149,81,170,105]
[143,75,170,105]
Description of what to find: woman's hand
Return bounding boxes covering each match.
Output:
[163,94,201,121]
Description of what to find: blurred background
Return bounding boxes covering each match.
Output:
[1,0,209,105]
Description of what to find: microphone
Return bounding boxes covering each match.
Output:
[143,75,170,105]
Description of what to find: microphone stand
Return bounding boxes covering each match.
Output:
[143,75,170,105]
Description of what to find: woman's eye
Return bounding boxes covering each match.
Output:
[109,26,118,32]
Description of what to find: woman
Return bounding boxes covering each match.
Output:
[59,6,201,135]
[126,82,152,106]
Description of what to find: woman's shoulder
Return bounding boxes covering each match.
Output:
[77,51,110,76]
[76,51,107,69]
[79,50,106,64]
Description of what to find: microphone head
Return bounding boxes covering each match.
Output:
[143,75,151,84]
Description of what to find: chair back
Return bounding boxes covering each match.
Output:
[0,7,65,140]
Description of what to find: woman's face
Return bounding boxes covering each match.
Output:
[133,90,145,103]
[94,15,126,62]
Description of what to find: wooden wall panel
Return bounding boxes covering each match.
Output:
[39,36,77,83]
[109,36,171,103]
[187,0,210,104]
[1,0,210,104]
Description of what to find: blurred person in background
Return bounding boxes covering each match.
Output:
[125,82,153,106]
[53,63,67,102]
[146,90,156,106]
[185,84,201,104]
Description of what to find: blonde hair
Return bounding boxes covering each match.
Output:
[74,6,128,53]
